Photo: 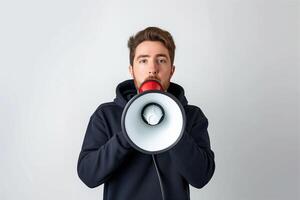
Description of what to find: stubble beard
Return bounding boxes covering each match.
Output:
[132,73,171,92]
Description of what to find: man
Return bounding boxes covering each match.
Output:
[77,27,215,200]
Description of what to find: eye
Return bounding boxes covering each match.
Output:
[139,59,147,64]
[157,58,167,64]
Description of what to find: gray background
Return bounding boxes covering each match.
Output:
[0,0,299,199]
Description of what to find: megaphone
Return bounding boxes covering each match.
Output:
[121,80,186,154]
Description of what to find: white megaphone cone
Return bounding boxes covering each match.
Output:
[121,80,186,154]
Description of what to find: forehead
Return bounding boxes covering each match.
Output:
[135,41,170,58]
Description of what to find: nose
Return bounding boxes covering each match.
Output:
[148,60,158,76]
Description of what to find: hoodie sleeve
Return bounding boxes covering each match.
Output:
[169,106,215,188]
[77,108,133,188]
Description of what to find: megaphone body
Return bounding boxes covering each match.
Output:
[121,80,186,154]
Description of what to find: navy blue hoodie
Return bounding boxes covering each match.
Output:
[77,79,215,200]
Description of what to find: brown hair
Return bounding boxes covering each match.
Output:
[127,27,176,66]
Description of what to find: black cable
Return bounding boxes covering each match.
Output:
[152,154,165,200]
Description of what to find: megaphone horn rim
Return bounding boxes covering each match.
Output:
[121,90,186,155]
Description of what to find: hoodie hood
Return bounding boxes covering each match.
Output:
[114,79,188,108]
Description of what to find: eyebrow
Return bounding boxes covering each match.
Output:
[136,55,150,60]
[136,54,169,60]
[156,54,168,58]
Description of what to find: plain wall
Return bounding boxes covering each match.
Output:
[0,0,299,199]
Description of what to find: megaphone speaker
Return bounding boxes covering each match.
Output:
[121,80,186,154]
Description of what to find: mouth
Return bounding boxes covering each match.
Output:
[145,76,161,83]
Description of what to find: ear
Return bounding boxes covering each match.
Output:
[170,65,175,77]
[129,65,134,78]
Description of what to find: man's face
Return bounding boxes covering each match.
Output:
[129,41,175,92]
